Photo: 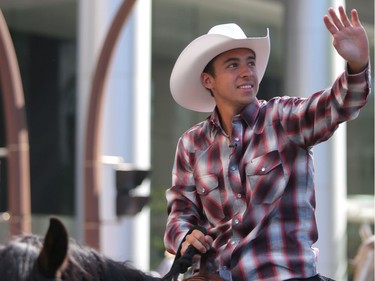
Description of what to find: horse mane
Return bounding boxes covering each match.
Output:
[0,235,43,281]
[64,239,157,281]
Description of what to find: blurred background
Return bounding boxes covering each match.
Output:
[0,0,373,280]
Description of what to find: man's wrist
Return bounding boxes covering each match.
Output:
[347,59,369,74]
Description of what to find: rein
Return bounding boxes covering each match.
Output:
[162,226,225,281]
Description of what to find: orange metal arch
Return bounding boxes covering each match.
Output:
[0,10,31,235]
[84,0,137,249]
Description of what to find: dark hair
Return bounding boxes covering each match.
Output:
[202,56,218,97]
[203,56,216,77]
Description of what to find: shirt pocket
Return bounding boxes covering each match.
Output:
[196,174,226,222]
[245,150,287,204]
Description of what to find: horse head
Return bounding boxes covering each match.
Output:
[0,217,159,281]
[0,217,68,281]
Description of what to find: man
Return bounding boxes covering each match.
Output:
[164,6,370,281]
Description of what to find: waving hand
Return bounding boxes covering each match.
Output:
[324,6,369,73]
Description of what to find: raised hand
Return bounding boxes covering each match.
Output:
[323,6,369,73]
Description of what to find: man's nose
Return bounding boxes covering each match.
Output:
[240,64,254,77]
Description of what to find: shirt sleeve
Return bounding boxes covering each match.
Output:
[163,136,205,254]
[277,64,371,147]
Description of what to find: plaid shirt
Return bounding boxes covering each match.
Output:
[164,67,371,281]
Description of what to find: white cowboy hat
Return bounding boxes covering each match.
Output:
[170,23,270,112]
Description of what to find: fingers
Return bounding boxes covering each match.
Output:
[324,6,359,34]
[338,6,352,28]
[181,229,212,256]
[351,9,362,27]
[323,15,338,35]
[327,7,345,31]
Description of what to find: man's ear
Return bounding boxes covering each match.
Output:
[201,72,214,90]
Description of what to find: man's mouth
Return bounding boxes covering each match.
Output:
[238,84,253,89]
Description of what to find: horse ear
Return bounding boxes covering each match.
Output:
[37,217,69,278]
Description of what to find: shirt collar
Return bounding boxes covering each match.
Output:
[240,101,260,127]
[209,101,260,129]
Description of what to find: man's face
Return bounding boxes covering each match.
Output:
[201,48,259,114]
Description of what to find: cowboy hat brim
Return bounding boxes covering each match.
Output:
[170,28,270,112]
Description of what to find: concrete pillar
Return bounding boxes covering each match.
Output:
[99,0,152,271]
[76,0,108,243]
[284,1,346,280]
[77,0,151,270]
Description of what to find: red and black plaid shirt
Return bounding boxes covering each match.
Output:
[164,66,371,281]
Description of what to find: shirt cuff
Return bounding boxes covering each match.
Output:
[346,61,372,89]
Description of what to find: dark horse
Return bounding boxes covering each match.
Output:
[0,217,160,281]
[0,217,224,281]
